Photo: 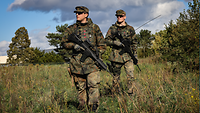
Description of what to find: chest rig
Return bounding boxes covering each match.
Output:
[75,23,99,56]
[112,24,134,40]
[75,23,95,42]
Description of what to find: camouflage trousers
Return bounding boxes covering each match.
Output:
[72,71,100,107]
[110,60,135,94]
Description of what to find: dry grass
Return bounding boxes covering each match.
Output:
[0,58,199,113]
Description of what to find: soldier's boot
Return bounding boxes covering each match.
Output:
[116,84,122,94]
[127,88,134,96]
[77,99,87,110]
[88,104,98,112]
[127,82,137,97]
[112,75,121,95]
[128,93,135,97]
[77,103,85,110]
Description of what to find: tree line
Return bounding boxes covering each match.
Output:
[6,26,65,65]
[7,0,199,71]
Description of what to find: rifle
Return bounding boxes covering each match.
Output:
[67,33,114,77]
[114,32,141,71]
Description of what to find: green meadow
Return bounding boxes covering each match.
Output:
[0,58,198,113]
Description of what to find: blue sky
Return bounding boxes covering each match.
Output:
[1,2,58,42]
[0,0,192,56]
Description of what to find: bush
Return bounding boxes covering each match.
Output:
[152,0,199,71]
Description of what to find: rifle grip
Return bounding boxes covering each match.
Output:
[80,55,87,62]
[80,50,91,62]
[133,58,138,65]
[119,49,125,55]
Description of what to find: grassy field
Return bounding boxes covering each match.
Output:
[0,58,199,113]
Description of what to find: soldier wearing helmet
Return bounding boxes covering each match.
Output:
[105,9,137,96]
[62,6,105,112]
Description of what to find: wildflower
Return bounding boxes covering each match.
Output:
[36,64,39,67]
[48,106,51,109]
[192,88,195,91]
[19,96,22,98]
[191,96,193,98]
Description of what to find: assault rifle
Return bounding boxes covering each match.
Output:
[114,32,141,71]
[68,33,114,77]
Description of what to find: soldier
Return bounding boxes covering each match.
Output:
[61,6,105,112]
[105,9,137,96]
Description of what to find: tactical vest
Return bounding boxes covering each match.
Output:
[112,24,135,39]
[74,22,99,56]
[75,23,95,39]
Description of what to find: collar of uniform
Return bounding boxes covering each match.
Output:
[76,21,88,26]
[76,18,93,26]
[115,21,127,28]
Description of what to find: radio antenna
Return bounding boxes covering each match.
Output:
[135,15,161,31]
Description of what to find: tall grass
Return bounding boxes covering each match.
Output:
[0,58,199,113]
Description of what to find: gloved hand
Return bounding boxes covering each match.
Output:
[113,40,124,47]
[74,44,85,51]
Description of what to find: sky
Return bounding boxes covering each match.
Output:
[0,0,192,56]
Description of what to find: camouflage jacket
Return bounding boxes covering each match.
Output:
[62,18,105,74]
[105,21,137,63]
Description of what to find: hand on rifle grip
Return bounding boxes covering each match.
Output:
[74,44,85,51]
[113,40,124,47]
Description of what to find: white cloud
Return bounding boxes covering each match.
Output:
[7,0,187,38]
[152,1,184,17]
[29,26,56,50]
[0,27,56,56]
[1,0,189,60]
[0,41,10,56]
[7,0,26,11]
[184,0,193,2]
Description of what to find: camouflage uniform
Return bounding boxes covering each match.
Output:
[61,6,105,110]
[105,9,137,95]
